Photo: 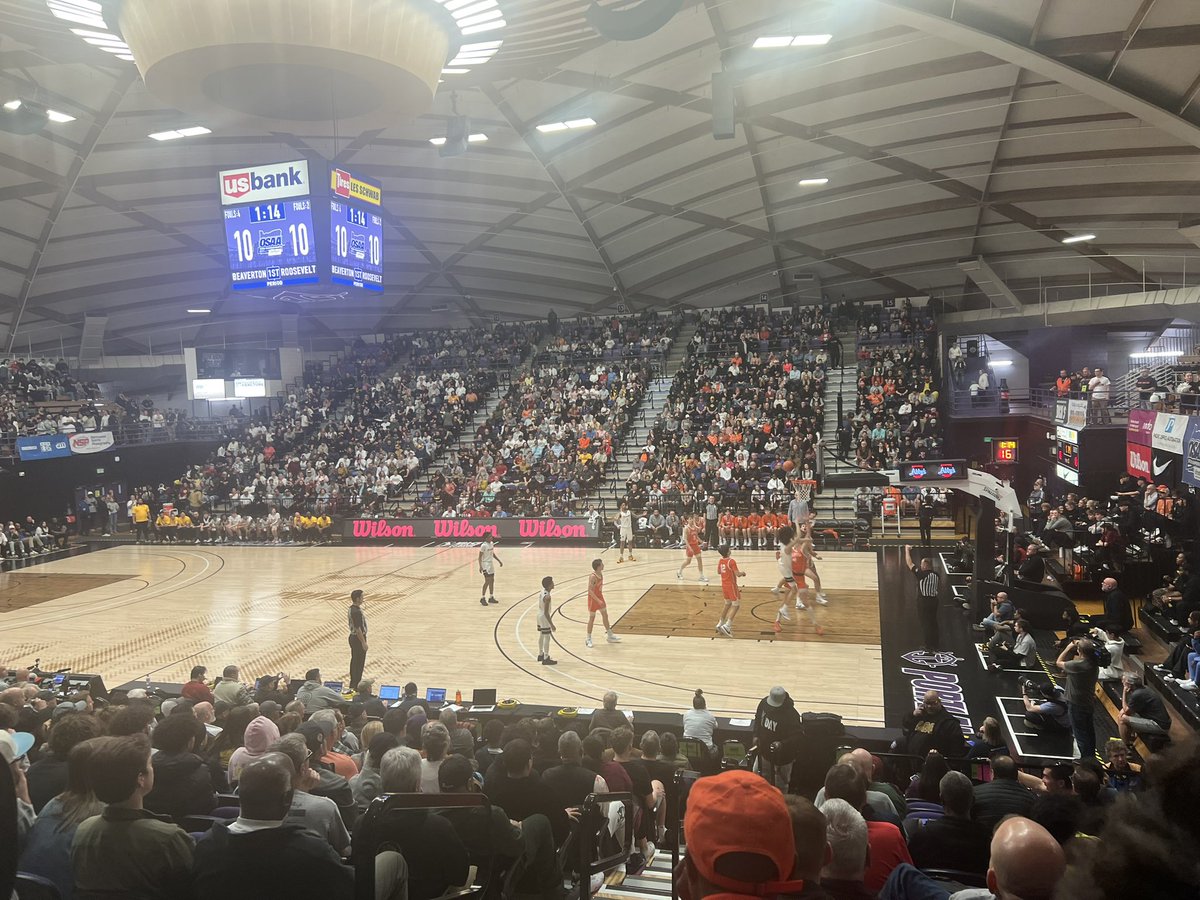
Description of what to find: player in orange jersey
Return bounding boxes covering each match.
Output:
[759,510,778,548]
[718,509,735,546]
[715,544,745,636]
[677,515,709,584]
[585,558,621,648]
[795,523,828,605]
[746,510,761,550]
[734,512,749,549]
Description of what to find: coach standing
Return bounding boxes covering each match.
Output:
[905,545,941,651]
[348,590,368,689]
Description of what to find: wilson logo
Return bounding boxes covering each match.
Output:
[434,520,499,538]
[352,520,415,539]
[519,519,588,538]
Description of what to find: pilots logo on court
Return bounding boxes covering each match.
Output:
[901,650,962,669]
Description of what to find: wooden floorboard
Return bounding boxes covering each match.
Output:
[0,545,885,724]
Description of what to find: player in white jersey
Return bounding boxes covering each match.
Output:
[773,525,799,627]
[536,575,557,666]
[478,538,503,606]
[265,507,282,543]
[795,524,828,605]
[615,501,636,563]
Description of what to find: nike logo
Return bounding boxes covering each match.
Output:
[1153,459,1171,475]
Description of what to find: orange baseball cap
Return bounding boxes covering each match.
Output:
[683,770,806,897]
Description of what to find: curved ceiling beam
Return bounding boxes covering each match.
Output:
[869,0,1200,150]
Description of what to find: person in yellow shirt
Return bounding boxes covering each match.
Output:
[315,514,332,543]
[155,511,174,544]
[293,512,308,542]
[175,510,195,543]
[131,499,151,544]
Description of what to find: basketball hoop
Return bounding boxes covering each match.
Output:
[795,479,818,501]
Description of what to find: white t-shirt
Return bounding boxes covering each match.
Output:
[683,708,717,748]
[618,509,633,537]
[479,541,495,573]
[1089,375,1111,399]
[537,589,553,631]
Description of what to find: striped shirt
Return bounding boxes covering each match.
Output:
[349,604,367,638]
[911,566,940,598]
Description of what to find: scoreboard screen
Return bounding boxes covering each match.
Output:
[329,168,383,291]
[1054,425,1080,484]
[991,438,1019,464]
[223,199,319,290]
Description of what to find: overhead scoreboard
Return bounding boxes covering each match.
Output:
[218,159,384,293]
[329,167,384,291]
[220,160,319,291]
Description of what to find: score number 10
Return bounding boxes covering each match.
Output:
[232,223,310,263]
[334,224,382,266]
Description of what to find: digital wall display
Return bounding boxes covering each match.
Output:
[329,167,383,291]
[1055,425,1080,481]
[898,459,967,482]
[990,438,1019,464]
[223,199,319,290]
[192,378,226,400]
[233,378,267,398]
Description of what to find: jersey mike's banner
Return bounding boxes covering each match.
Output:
[345,517,600,544]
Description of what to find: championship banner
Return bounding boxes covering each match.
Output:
[1126,409,1155,446]
[16,434,71,461]
[69,431,115,454]
[1183,419,1200,488]
[345,516,600,544]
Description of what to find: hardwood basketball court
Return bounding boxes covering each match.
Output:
[0,545,884,725]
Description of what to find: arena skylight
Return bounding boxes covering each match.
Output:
[429,133,489,145]
[753,35,833,48]
[536,118,597,134]
[149,126,212,141]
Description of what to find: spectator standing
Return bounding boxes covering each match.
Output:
[1088,367,1111,423]
[752,686,803,792]
[348,590,368,690]
[1057,638,1100,761]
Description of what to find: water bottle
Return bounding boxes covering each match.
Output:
[145,674,152,693]
[455,689,462,705]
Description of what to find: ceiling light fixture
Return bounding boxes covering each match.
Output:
[149,126,211,141]
[2,100,21,111]
[46,109,76,123]
[798,177,829,186]
[1061,233,1096,244]
[429,133,488,145]
[186,308,211,314]
[537,118,595,134]
[753,34,832,48]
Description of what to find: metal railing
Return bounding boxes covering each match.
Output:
[944,386,1152,423]
[0,419,233,460]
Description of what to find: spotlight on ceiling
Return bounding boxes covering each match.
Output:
[1061,233,1096,244]
[798,178,829,186]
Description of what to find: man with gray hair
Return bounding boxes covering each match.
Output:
[589,691,627,730]
[380,745,423,793]
[906,770,991,876]
[439,707,474,757]
[543,730,609,812]
[815,749,899,821]
[269,733,351,855]
[420,721,451,794]
[818,798,873,900]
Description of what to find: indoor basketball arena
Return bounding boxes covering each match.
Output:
[0,1,1197,898]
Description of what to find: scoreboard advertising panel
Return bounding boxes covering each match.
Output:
[329,168,384,291]
[218,160,383,293]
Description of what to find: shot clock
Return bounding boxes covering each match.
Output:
[990,438,1019,464]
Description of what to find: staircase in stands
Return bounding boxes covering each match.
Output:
[595,847,677,900]
[594,318,700,514]
[816,329,862,523]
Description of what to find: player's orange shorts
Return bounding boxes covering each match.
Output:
[735,516,748,530]
[722,583,739,602]
[588,592,606,613]
[686,541,701,558]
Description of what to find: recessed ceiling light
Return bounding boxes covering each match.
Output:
[791,34,833,46]
[753,34,832,48]
[149,126,210,141]
[537,119,595,134]
[440,68,471,75]
[186,308,211,314]
[753,36,793,48]
[456,8,503,28]
[3,100,21,111]
[565,117,596,129]
[429,133,488,146]
[452,0,498,17]
[177,126,211,137]
[798,177,829,186]
[47,0,106,28]
[536,122,569,134]
[46,109,76,123]
[1061,233,1096,244]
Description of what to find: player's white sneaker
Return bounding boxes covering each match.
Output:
[795,601,808,610]
[777,605,791,622]
[771,585,781,594]
[585,635,593,648]
[676,568,683,580]
[815,593,829,605]
[720,623,733,636]
[715,622,723,634]
[606,631,622,643]
[699,576,709,584]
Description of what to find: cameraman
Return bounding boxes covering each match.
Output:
[1021,679,1069,734]
[1056,637,1103,760]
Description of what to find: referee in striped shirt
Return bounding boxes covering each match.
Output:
[905,544,942,651]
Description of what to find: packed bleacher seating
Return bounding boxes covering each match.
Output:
[836,326,943,471]
[536,311,673,365]
[0,517,68,559]
[1,662,1193,900]
[625,306,830,540]
[855,300,937,345]
[413,359,654,517]
[0,358,107,446]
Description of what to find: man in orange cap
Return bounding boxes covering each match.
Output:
[678,770,810,900]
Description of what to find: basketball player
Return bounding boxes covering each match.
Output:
[715,544,744,636]
[536,575,557,665]
[586,558,621,647]
[773,525,799,627]
[615,502,636,563]
[788,539,824,636]
[718,508,736,547]
[478,537,503,606]
[734,510,749,550]
[795,524,829,605]
[676,514,709,584]
[746,509,761,551]
[759,509,778,548]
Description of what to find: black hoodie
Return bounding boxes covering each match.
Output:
[193,821,354,899]
[144,750,217,820]
[753,692,803,763]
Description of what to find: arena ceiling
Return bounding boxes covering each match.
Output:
[2,0,1200,354]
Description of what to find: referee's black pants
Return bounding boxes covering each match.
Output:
[919,518,932,545]
[348,635,367,689]
[917,595,940,650]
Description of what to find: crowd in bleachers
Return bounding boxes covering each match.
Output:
[537,311,673,365]
[1,660,1193,900]
[624,307,829,523]
[855,301,937,345]
[836,324,943,471]
[414,359,654,517]
[0,358,104,443]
